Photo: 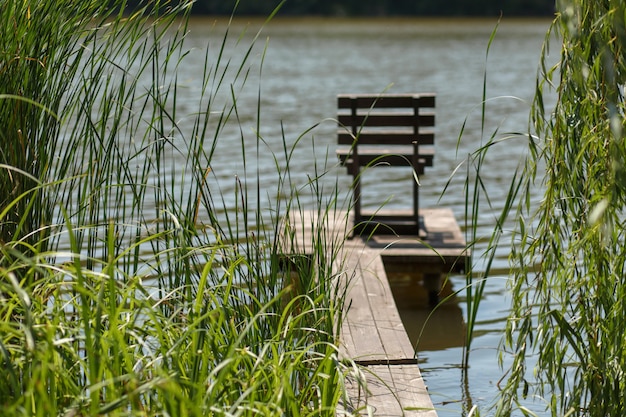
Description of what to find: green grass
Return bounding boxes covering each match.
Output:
[0,1,356,415]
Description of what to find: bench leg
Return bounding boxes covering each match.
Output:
[423,272,442,307]
[352,166,362,230]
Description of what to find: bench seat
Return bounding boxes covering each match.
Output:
[336,146,434,174]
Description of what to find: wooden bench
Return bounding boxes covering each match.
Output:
[336,93,436,238]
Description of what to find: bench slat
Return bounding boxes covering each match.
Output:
[338,113,435,128]
[337,157,432,174]
[337,131,434,145]
[337,146,434,161]
[337,93,435,109]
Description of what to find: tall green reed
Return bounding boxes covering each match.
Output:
[457,22,501,369]
[0,1,110,254]
[447,19,527,370]
[1,1,352,415]
[495,1,626,415]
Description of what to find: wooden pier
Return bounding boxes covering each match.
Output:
[281,208,469,416]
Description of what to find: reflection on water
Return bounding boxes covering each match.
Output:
[390,274,466,352]
[384,255,467,351]
[401,303,465,352]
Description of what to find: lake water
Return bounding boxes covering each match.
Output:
[178,16,556,416]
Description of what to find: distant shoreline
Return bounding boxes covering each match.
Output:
[121,0,556,19]
[192,11,556,19]
[185,15,556,30]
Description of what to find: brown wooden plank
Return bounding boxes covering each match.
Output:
[337,113,435,128]
[352,217,428,238]
[337,158,431,169]
[337,94,436,109]
[339,245,385,363]
[364,208,466,248]
[279,209,352,255]
[336,148,434,171]
[337,146,435,158]
[340,364,438,416]
[338,241,417,364]
[339,160,428,175]
[337,131,435,145]
[295,208,468,273]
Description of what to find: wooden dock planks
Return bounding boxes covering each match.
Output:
[340,364,437,416]
[338,239,417,365]
[280,208,472,416]
[337,239,438,416]
[366,208,469,274]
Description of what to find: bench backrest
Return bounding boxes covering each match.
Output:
[337,93,435,147]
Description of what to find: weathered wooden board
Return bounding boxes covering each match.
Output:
[339,364,438,416]
[365,208,470,274]
[337,93,435,109]
[337,240,417,365]
[279,209,352,255]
